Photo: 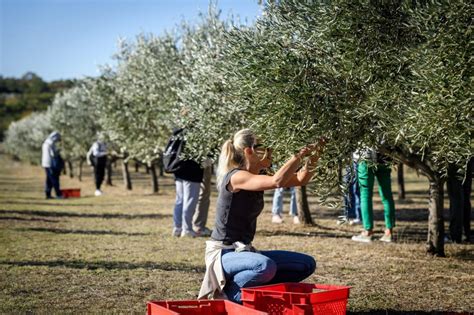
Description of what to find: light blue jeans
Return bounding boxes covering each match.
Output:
[272,187,297,216]
[173,179,201,234]
[221,249,316,303]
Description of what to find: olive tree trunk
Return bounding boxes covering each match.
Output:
[148,161,159,194]
[426,178,445,257]
[121,160,132,190]
[77,159,84,182]
[67,160,74,178]
[380,146,445,256]
[397,162,406,200]
[296,185,313,225]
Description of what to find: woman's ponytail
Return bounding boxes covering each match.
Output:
[216,129,256,189]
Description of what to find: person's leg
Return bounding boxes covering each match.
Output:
[45,168,52,198]
[375,164,396,234]
[271,187,284,223]
[51,169,62,197]
[96,157,106,190]
[447,164,464,243]
[289,187,297,217]
[358,161,375,231]
[259,250,316,284]
[462,159,473,242]
[181,180,200,235]
[272,188,284,215]
[353,162,362,221]
[221,250,277,303]
[193,164,212,232]
[343,165,356,219]
[172,179,184,235]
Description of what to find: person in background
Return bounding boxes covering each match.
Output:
[193,158,213,237]
[41,131,63,199]
[87,136,108,196]
[168,128,204,238]
[199,129,324,303]
[352,149,395,243]
[271,187,300,224]
[337,154,362,226]
[446,158,473,243]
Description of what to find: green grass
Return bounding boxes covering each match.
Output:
[0,150,473,314]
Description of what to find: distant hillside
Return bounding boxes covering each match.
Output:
[0,72,75,140]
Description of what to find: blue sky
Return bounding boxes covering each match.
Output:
[0,0,261,82]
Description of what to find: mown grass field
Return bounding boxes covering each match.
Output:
[0,149,473,314]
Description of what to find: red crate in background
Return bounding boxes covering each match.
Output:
[241,282,351,315]
[147,299,268,315]
[60,188,81,198]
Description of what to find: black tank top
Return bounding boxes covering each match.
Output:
[211,169,264,245]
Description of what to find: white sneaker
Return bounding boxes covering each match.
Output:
[293,216,301,224]
[180,230,197,238]
[351,233,373,243]
[172,227,182,237]
[94,189,102,196]
[272,214,283,224]
[349,218,361,225]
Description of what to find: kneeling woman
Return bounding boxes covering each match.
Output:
[199,129,324,303]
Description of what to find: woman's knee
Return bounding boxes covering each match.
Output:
[307,256,317,275]
[254,257,277,283]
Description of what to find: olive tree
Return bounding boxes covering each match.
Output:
[91,33,182,192]
[4,111,53,164]
[49,82,102,180]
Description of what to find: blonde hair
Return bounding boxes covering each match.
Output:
[216,129,257,188]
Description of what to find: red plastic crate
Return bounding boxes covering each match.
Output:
[241,283,351,315]
[60,188,81,198]
[147,299,268,315]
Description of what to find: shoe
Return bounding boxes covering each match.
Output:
[293,216,301,224]
[180,230,197,238]
[379,234,393,243]
[351,233,373,243]
[349,218,361,226]
[46,196,53,200]
[55,195,64,199]
[336,216,348,225]
[272,214,283,224]
[94,189,103,196]
[195,227,212,237]
[172,227,182,237]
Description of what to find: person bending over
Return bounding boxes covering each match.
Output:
[198,128,324,303]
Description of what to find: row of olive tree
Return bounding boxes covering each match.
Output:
[4,1,470,256]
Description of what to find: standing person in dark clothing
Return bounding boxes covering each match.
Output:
[87,136,108,196]
[165,128,204,238]
[41,131,63,199]
[447,158,473,243]
[198,129,324,303]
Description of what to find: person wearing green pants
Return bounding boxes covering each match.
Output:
[352,156,396,243]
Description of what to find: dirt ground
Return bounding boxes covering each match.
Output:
[0,150,472,314]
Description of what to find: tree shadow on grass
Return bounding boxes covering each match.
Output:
[0,209,171,220]
[257,228,354,239]
[348,311,472,315]
[0,216,61,223]
[0,200,97,207]
[0,259,205,273]
[17,227,149,236]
